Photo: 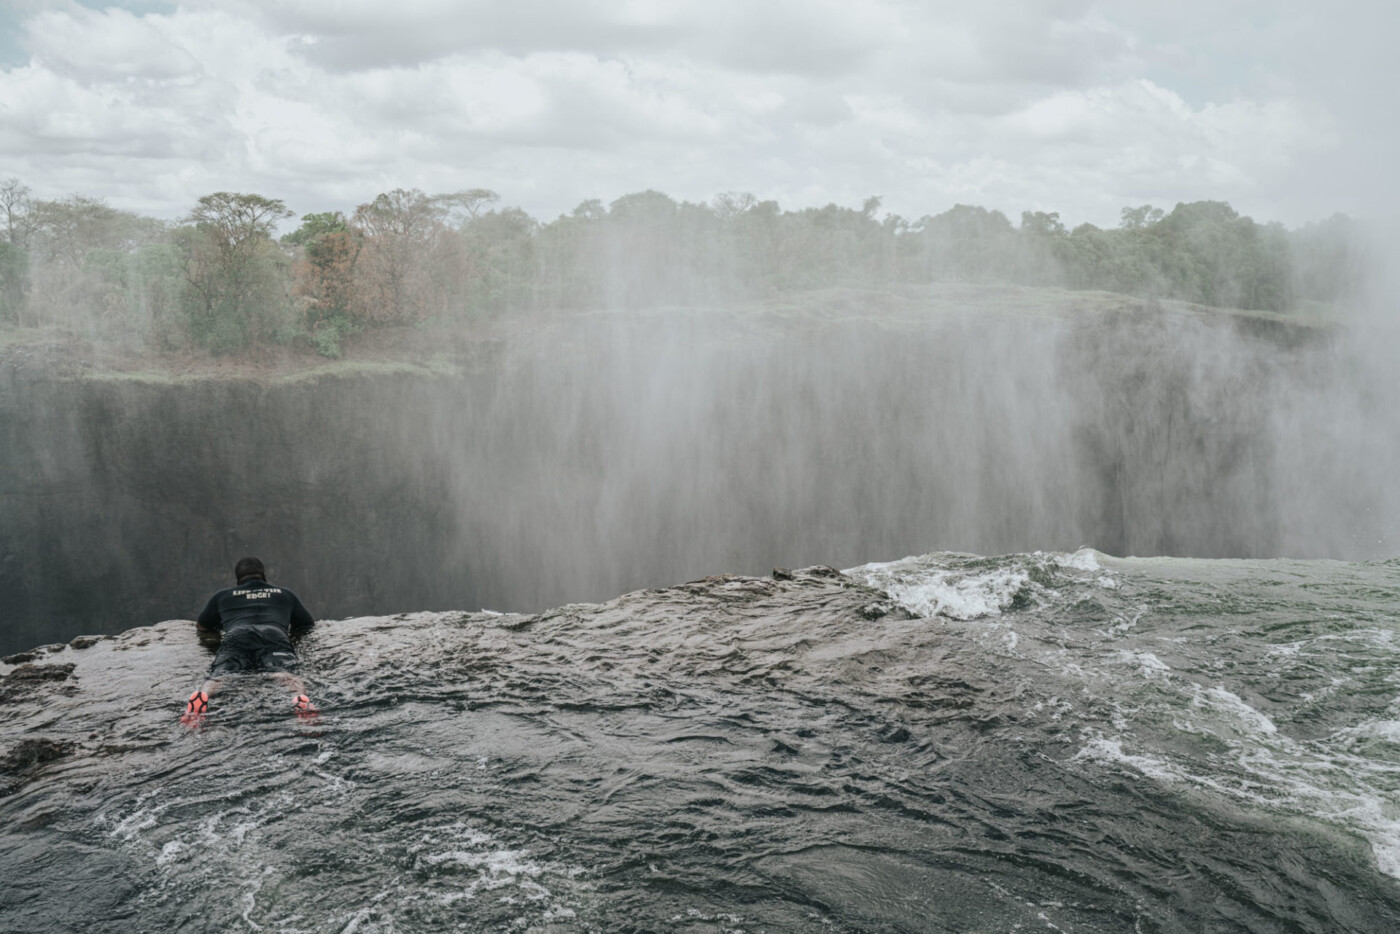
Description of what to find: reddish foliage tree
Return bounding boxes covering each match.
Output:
[293,229,360,328]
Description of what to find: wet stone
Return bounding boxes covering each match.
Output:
[0,663,76,702]
[878,726,913,744]
[4,663,75,683]
[0,652,37,665]
[772,567,794,581]
[0,738,71,774]
[69,636,104,650]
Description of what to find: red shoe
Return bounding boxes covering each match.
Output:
[180,690,209,726]
[293,694,318,720]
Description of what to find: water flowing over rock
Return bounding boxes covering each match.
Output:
[2,555,1398,932]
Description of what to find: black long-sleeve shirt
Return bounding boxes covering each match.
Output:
[196,578,314,640]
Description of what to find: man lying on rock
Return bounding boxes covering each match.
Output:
[181,556,317,726]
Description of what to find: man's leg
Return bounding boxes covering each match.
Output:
[269,672,317,717]
[181,678,220,725]
[268,671,305,695]
[183,641,238,724]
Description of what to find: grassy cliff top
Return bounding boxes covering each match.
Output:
[0,283,1336,385]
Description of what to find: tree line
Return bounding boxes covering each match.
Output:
[0,177,1367,356]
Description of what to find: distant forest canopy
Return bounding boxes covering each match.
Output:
[0,177,1369,357]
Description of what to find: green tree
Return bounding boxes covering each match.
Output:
[437,188,500,226]
[0,241,27,323]
[180,192,295,352]
[0,177,31,247]
[284,212,363,356]
[1290,213,1364,304]
[601,190,682,304]
[19,196,165,334]
[281,211,349,247]
[0,180,31,323]
[911,205,1017,282]
[1119,204,1164,230]
[1020,211,1066,238]
[351,188,451,322]
[460,207,538,313]
[27,195,160,268]
[78,242,185,346]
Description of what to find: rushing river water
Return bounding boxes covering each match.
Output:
[2,551,1399,932]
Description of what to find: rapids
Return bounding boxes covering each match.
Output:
[2,552,1399,932]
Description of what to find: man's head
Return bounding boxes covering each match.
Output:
[234,556,266,584]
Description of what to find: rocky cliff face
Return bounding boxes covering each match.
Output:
[1,290,1384,655]
[0,365,472,654]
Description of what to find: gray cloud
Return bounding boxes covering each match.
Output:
[244,0,894,77]
[0,0,1388,228]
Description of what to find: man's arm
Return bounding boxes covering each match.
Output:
[289,594,314,634]
[196,593,222,633]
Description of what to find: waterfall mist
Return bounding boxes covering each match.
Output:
[432,288,1396,617]
[2,280,1396,655]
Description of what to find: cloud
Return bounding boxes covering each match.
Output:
[0,1,1383,228]
[26,5,199,80]
[239,0,899,76]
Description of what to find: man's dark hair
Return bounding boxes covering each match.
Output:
[234,556,266,583]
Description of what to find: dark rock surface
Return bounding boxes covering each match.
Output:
[0,737,71,774]
[0,662,76,701]
[3,662,75,683]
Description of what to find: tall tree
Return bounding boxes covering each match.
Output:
[27,195,161,268]
[285,212,362,355]
[0,241,26,323]
[187,192,293,259]
[0,178,30,322]
[351,188,450,322]
[460,207,538,313]
[1119,205,1164,230]
[181,192,294,352]
[437,188,500,226]
[0,177,31,246]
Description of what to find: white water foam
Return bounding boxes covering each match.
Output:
[1348,720,1400,744]
[1111,650,1171,679]
[1076,683,1400,883]
[1073,736,1185,784]
[409,822,590,914]
[847,549,1110,621]
[1194,685,1279,736]
[1084,729,1400,880]
[845,557,1031,620]
[1053,549,1103,572]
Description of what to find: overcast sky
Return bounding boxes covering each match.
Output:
[0,0,1394,229]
